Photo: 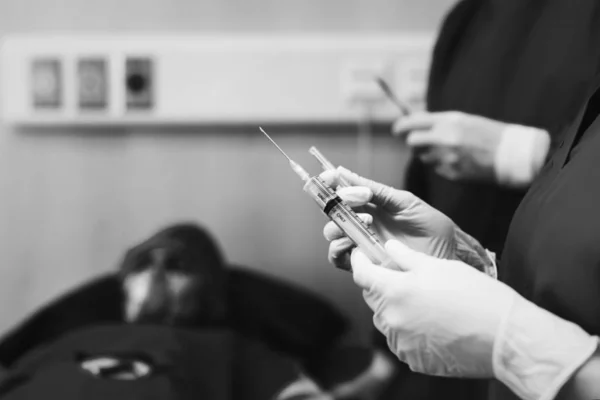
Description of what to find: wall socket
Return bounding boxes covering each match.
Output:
[125,57,154,111]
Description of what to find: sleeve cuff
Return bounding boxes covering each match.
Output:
[484,249,498,280]
[493,295,599,400]
[494,125,551,188]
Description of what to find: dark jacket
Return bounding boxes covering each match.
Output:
[491,74,600,399]
[407,0,600,255]
[376,1,600,399]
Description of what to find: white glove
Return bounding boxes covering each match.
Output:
[320,167,457,268]
[393,111,550,187]
[351,239,599,400]
[494,124,551,188]
[320,167,494,275]
[275,375,332,400]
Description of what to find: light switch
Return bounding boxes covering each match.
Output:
[31,58,62,109]
[78,58,108,110]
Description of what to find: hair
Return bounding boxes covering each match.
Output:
[118,222,229,325]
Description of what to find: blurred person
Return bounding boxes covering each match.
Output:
[0,222,389,399]
[399,0,600,255]
[371,1,600,398]
[319,69,600,400]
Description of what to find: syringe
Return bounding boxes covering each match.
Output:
[260,127,393,270]
[309,146,369,227]
[375,76,412,116]
[308,147,350,188]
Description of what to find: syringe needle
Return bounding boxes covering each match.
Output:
[260,127,310,182]
[260,127,292,162]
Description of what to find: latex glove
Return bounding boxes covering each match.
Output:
[275,375,333,400]
[326,350,396,400]
[352,239,599,400]
[393,111,550,187]
[320,167,493,274]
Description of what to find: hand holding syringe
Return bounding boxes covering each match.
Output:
[260,128,395,271]
[257,82,409,271]
[304,77,410,265]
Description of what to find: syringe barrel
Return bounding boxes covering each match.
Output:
[308,147,351,188]
[303,176,391,267]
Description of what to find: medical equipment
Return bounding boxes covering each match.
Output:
[260,127,393,270]
[308,147,350,188]
[375,77,411,116]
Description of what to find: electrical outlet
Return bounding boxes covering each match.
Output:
[77,57,108,110]
[30,58,62,109]
[125,57,154,111]
[340,60,389,104]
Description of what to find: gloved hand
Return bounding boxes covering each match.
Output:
[352,239,599,400]
[320,167,493,274]
[393,111,550,187]
[275,375,333,400]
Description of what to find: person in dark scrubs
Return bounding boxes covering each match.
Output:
[398,0,600,255]
[371,1,600,398]
[320,74,600,399]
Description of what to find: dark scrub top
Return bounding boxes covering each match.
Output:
[407,0,600,255]
[376,1,600,399]
[490,75,600,399]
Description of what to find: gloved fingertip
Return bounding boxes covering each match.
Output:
[337,186,373,204]
[384,239,405,250]
[405,133,419,147]
[320,169,337,179]
[384,240,413,258]
[323,221,339,241]
[384,240,426,272]
[361,213,374,225]
[337,166,352,176]
[350,249,380,288]
[319,169,339,186]
[350,247,370,266]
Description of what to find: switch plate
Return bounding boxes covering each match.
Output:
[1,34,435,125]
[125,57,154,111]
[30,58,62,109]
[77,58,108,110]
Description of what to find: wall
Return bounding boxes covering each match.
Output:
[0,0,456,342]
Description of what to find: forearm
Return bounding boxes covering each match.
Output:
[454,227,497,278]
[493,293,599,400]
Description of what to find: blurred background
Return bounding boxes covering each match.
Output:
[0,0,457,344]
